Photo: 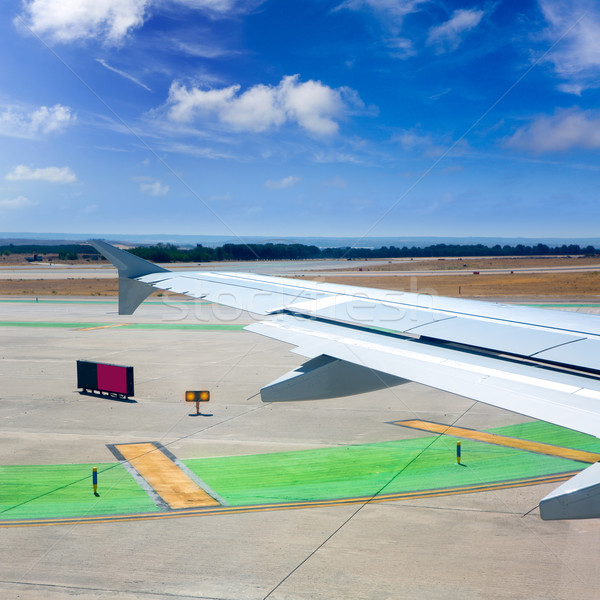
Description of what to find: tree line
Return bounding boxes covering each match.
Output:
[0,244,96,261]
[2,241,598,263]
[127,242,598,262]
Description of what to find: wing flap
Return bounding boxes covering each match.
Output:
[246,316,600,436]
[407,317,584,357]
[533,338,600,372]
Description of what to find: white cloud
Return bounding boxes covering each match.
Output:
[165,75,361,135]
[264,176,300,189]
[167,84,239,122]
[0,195,37,210]
[540,0,600,93]
[18,0,151,45]
[17,0,264,45]
[427,8,484,53]
[506,108,600,153]
[30,105,74,133]
[139,180,169,195]
[0,104,75,139]
[96,59,151,91]
[281,77,349,135]
[6,165,77,183]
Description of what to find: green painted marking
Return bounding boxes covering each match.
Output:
[486,421,600,453]
[0,299,116,304]
[119,323,245,330]
[2,422,599,520]
[185,424,597,506]
[0,299,208,305]
[0,321,245,330]
[0,463,158,520]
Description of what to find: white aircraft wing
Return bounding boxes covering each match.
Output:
[90,240,600,520]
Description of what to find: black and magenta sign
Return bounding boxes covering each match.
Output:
[77,360,134,397]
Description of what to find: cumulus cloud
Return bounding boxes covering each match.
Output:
[427,8,484,53]
[505,108,600,153]
[264,176,300,189]
[0,104,74,139]
[18,0,150,45]
[540,0,600,94]
[0,195,37,210]
[6,165,77,183]
[165,75,361,135]
[139,180,169,195]
[17,0,264,45]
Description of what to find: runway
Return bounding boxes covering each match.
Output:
[2,294,600,599]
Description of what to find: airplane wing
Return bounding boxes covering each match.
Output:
[89,239,600,520]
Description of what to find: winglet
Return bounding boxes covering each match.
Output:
[88,239,169,279]
[89,239,170,315]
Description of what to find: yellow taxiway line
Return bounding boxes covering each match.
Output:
[74,324,128,331]
[115,443,220,509]
[0,471,577,528]
[396,420,600,463]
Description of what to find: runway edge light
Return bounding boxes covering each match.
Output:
[185,390,210,402]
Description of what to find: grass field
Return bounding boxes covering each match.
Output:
[304,271,600,298]
[2,271,600,299]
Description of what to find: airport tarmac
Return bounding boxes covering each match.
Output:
[4,258,600,280]
[2,296,600,599]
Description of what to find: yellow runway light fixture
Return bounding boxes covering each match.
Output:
[185,390,210,402]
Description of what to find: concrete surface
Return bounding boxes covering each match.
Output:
[1,295,600,599]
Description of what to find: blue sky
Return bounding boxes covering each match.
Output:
[1,0,600,240]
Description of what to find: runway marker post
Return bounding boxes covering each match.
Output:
[457,441,462,465]
[92,467,99,496]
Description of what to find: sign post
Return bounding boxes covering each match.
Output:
[185,390,210,415]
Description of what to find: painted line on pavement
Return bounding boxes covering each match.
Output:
[0,471,577,528]
[109,442,222,510]
[0,321,245,330]
[75,324,128,331]
[395,420,600,463]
